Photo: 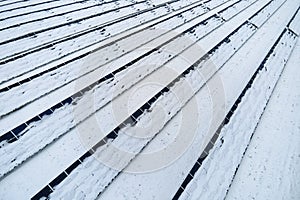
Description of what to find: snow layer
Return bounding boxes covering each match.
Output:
[0,0,57,14]
[226,37,300,200]
[0,0,235,136]
[0,8,225,178]
[0,2,135,81]
[0,0,99,30]
[219,0,257,21]
[249,0,285,27]
[97,19,258,200]
[0,0,142,43]
[0,0,298,199]
[0,0,199,84]
[179,19,298,200]
[46,14,257,200]
[289,9,300,35]
[0,0,268,198]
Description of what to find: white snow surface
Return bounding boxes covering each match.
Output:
[0,0,299,199]
[179,7,299,200]
[0,8,228,178]
[226,37,300,200]
[46,10,257,199]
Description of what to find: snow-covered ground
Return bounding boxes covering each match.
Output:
[0,0,299,199]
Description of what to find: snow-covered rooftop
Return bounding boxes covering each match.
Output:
[0,0,299,199]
